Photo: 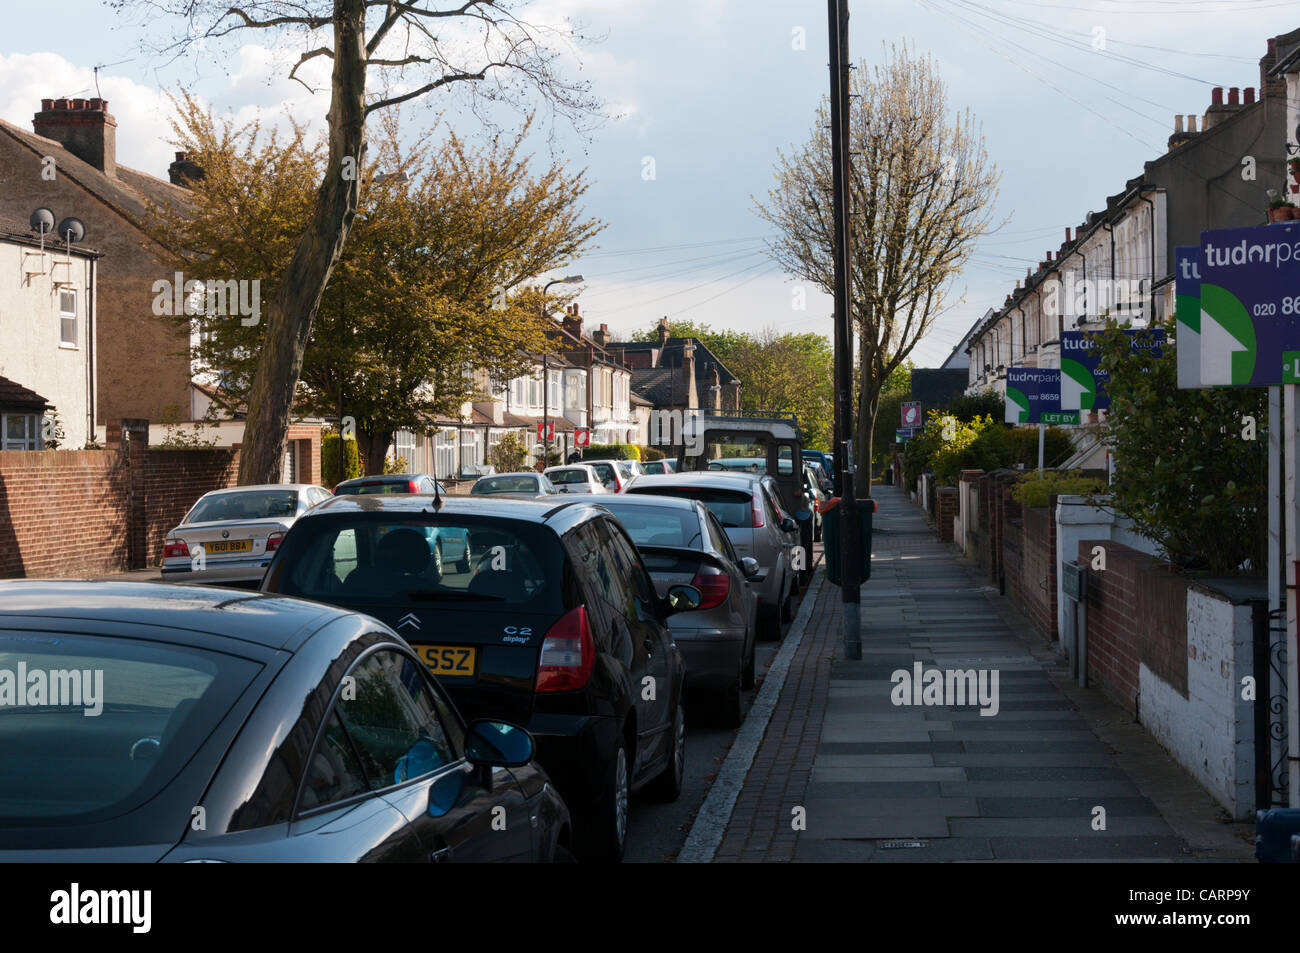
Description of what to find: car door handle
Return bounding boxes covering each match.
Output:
[643,638,654,655]
[431,844,454,863]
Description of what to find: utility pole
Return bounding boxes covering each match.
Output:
[828,0,861,660]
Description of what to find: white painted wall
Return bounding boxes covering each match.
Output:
[1138,587,1256,819]
[0,241,95,448]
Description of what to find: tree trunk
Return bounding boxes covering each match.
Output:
[359,429,393,476]
[236,0,368,485]
[855,376,878,496]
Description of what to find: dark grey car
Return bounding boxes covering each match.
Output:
[0,581,571,862]
[561,493,762,727]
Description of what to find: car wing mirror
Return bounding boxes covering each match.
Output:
[465,719,534,767]
[740,556,762,579]
[663,583,702,615]
[780,517,798,533]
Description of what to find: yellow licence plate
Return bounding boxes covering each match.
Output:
[203,540,253,554]
[417,645,477,678]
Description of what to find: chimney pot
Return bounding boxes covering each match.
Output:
[41,98,52,110]
[89,98,104,110]
[175,151,185,162]
[1174,115,1184,133]
[1244,87,1256,104]
[572,303,579,315]
[1066,227,1072,242]
[1211,87,1224,105]
[1228,87,1240,106]
[53,98,70,110]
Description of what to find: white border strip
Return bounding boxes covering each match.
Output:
[676,568,825,863]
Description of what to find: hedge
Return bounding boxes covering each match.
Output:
[322,431,360,487]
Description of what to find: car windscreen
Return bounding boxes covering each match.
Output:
[472,476,537,494]
[0,631,260,826]
[271,514,564,610]
[600,503,704,549]
[186,490,298,522]
[339,480,411,495]
[585,462,616,483]
[628,486,752,528]
[547,469,591,485]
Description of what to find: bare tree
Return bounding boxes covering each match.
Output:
[755,45,1000,478]
[119,0,602,483]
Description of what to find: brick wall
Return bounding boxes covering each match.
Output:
[1007,503,1058,641]
[1077,539,1190,714]
[0,435,240,578]
[936,486,958,542]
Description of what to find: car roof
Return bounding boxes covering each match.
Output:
[0,580,350,650]
[631,471,761,489]
[477,472,540,479]
[298,492,604,530]
[199,483,320,496]
[557,492,702,512]
[335,473,431,485]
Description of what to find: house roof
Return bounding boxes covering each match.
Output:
[0,117,190,236]
[628,368,681,406]
[0,213,102,257]
[612,337,741,387]
[0,375,52,411]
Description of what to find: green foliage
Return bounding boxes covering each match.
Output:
[1011,470,1107,509]
[900,406,1074,488]
[321,429,361,486]
[156,404,220,450]
[586,442,639,460]
[929,414,998,485]
[488,432,529,473]
[1096,319,1267,574]
[872,360,914,465]
[639,445,666,461]
[945,389,1003,423]
[533,446,562,467]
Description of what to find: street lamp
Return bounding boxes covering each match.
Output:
[541,274,584,465]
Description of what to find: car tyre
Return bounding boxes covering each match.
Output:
[644,695,685,802]
[741,636,756,691]
[582,737,630,862]
[757,604,781,641]
[716,678,743,729]
[780,585,795,624]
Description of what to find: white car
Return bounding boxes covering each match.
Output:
[543,464,610,494]
[162,484,333,587]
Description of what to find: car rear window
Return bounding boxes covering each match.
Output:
[271,514,564,610]
[187,490,298,522]
[0,631,259,824]
[547,469,590,485]
[339,480,411,495]
[599,502,703,549]
[473,476,538,494]
[627,486,751,528]
[586,462,615,483]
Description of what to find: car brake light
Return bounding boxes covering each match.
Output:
[408,479,420,493]
[163,539,189,559]
[266,531,284,553]
[332,484,341,495]
[691,564,730,609]
[752,490,765,528]
[536,606,595,692]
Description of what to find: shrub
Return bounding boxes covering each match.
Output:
[639,445,666,461]
[944,389,1003,423]
[586,442,639,460]
[321,429,360,486]
[1011,469,1107,508]
[489,432,529,473]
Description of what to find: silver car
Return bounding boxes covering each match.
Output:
[469,472,558,497]
[543,464,609,494]
[562,493,761,727]
[625,472,797,639]
[162,483,333,587]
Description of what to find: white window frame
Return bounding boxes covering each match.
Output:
[394,429,418,473]
[2,413,40,450]
[59,288,77,347]
[434,430,457,480]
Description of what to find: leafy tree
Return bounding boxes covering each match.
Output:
[119,0,602,485]
[945,388,1003,422]
[146,100,601,475]
[756,45,1000,484]
[872,359,914,464]
[1095,320,1266,574]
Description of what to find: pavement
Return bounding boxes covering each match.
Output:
[686,482,1256,863]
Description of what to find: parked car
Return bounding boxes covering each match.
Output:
[0,580,571,862]
[803,464,826,543]
[161,484,333,588]
[805,458,833,495]
[706,457,766,474]
[625,472,797,638]
[581,457,644,492]
[562,493,761,727]
[261,495,700,861]
[334,473,471,573]
[544,464,609,494]
[333,473,447,496]
[469,472,558,497]
[641,459,677,475]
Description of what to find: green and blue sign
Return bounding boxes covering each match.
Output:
[1175,245,1201,389]
[1060,329,1164,410]
[1188,223,1300,387]
[1005,368,1080,425]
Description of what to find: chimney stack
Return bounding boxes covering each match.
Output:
[1065,227,1073,243]
[33,97,117,177]
[167,151,205,187]
[657,315,670,348]
[593,323,610,348]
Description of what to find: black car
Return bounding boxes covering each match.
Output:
[261,495,700,861]
[0,581,570,862]
[333,473,446,495]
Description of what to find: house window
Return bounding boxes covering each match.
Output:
[434,430,457,479]
[394,430,418,473]
[529,375,542,409]
[548,370,561,412]
[2,413,40,450]
[460,430,483,471]
[59,289,77,346]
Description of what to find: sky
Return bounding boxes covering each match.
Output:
[1,0,1294,368]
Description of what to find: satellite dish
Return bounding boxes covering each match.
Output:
[30,208,55,234]
[57,217,85,243]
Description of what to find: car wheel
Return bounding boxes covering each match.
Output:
[644,695,685,802]
[758,604,781,641]
[582,737,630,862]
[780,583,794,623]
[716,676,743,729]
[741,636,756,691]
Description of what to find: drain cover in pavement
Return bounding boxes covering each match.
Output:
[878,840,929,849]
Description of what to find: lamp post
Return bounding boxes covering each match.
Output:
[541,275,584,466]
